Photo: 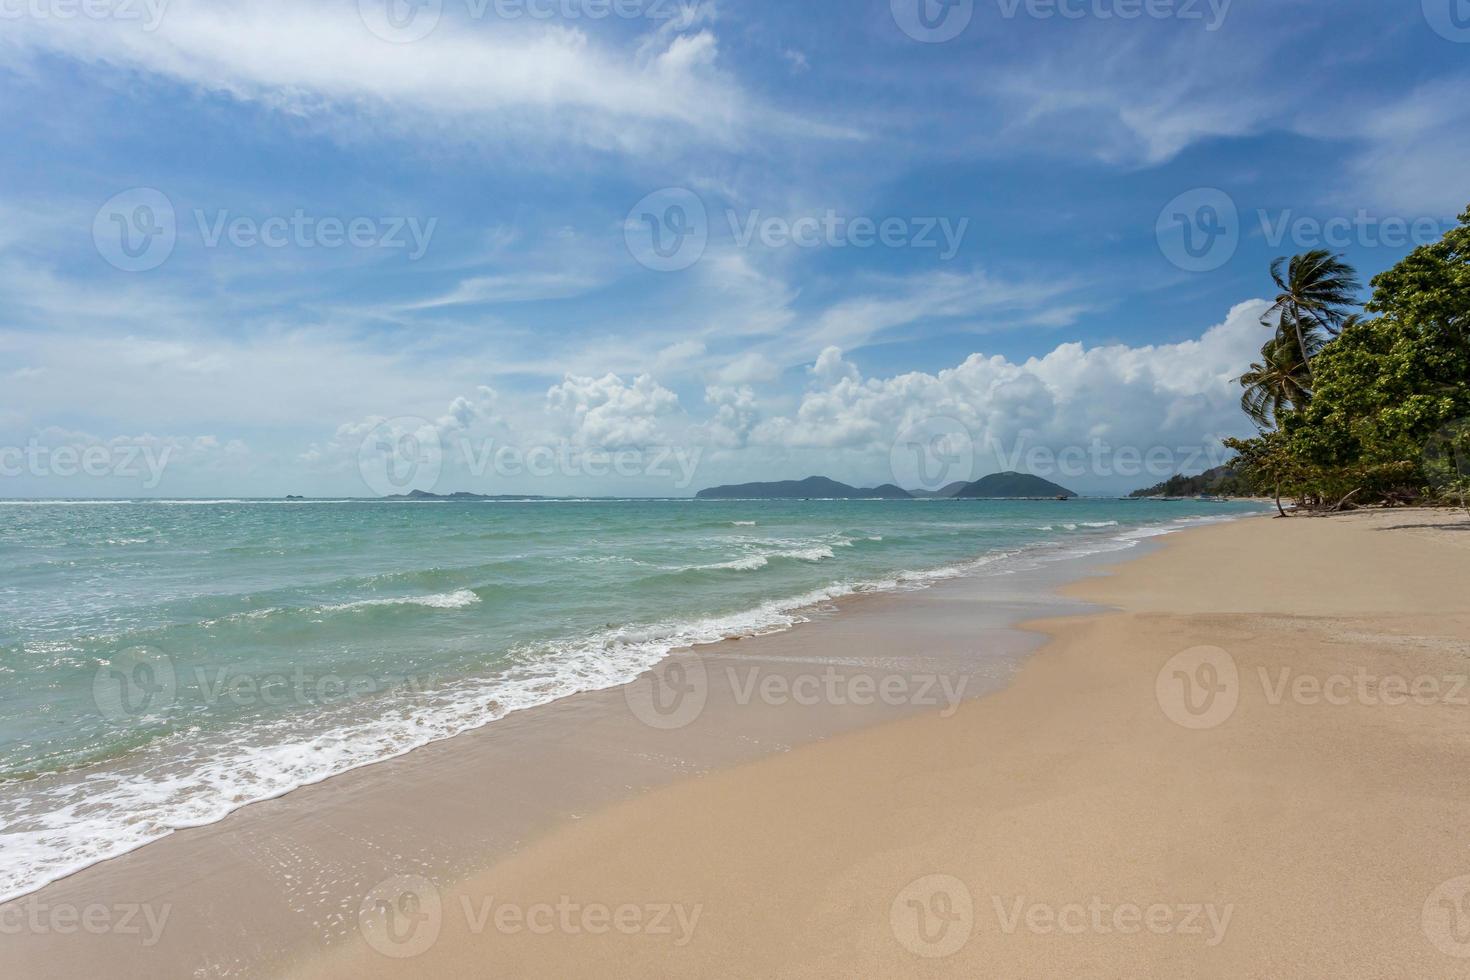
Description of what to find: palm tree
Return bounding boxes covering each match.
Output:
[1238,334,1315,429]
[1261,250,1361,380]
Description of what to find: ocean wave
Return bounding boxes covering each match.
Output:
[324,590,481,612]
[0,505,1266,904]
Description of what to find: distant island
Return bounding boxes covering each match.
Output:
[695,477,911,500]
[908,481,972,499]
[695,472,1076,500]
[953,472,1077,499]
[386,490,554,502]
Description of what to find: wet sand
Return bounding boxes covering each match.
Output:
[1,524,1126,977]
[291,508,1470,978]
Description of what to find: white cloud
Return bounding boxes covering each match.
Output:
[750,301,1271,479]
[701,384,757,449]
[0,0,788,153]
[1338,77,1470,217]
[545,372,681,448]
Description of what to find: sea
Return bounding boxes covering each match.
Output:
[0,496,1266,902]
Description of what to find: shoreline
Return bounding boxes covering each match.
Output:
[0,507,1228,974]
[0,507,1239,909]
[293,507,1470,977]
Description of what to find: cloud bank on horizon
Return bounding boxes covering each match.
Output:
[1,0,1467,496]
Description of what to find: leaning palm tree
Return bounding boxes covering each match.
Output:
[1238,335,1315,429]
[1261,250,1361,380]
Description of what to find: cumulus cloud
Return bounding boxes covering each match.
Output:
[545,373,681,448]
[701,385,758,449]
[749,301,1270,480]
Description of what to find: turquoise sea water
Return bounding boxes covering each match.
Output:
[0,497,1265,901]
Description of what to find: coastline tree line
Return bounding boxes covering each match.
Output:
[1222,205,1469,515]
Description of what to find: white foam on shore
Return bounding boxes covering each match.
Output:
[323,590,482,612]
[0,509,1261,905]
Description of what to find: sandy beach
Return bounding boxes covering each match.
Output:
[296,508,1470,978]
[5,508,1470,977]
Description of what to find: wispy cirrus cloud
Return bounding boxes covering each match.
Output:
[0,0,852,153]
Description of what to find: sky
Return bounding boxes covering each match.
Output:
[1,0,1467,497]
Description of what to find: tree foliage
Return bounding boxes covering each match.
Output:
[1227,206,1470,510]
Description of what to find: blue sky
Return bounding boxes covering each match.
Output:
[1,0,1467,496]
